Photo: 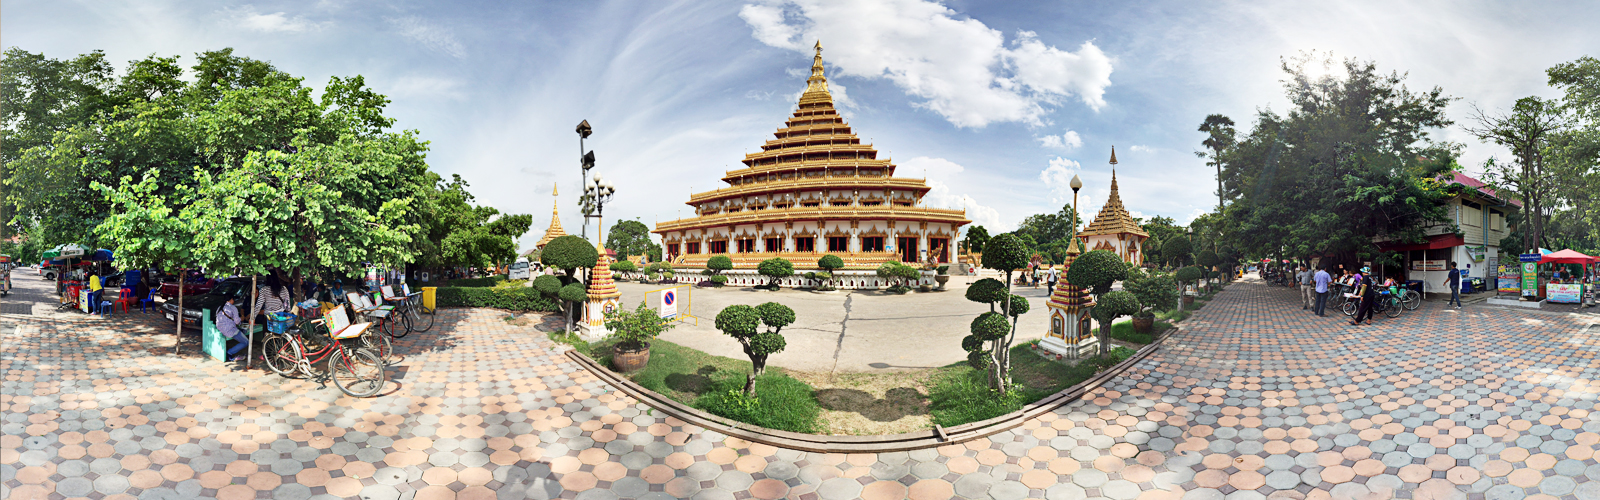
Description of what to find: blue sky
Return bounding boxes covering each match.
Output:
[8,0,1599,252]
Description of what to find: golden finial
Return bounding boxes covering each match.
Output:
[1109,145,1118,166]
[806,40,829,94]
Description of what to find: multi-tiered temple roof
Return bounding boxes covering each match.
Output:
[1080,147,1148,239]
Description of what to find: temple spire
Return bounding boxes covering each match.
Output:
[536,182,568,249]
[805,40,829,94]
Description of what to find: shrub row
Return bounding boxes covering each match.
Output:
[435,286,559,311]
[443,276,507,288]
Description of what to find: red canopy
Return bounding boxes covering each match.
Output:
[1541,249,1596,264]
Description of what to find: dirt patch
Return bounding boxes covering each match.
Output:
[501,314,536,327]
[787,369,941,435]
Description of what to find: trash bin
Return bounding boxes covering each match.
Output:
[422,286,437,311]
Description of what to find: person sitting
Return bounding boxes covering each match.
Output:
[217,296,251,362]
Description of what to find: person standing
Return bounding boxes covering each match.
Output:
[1313,266,1332,316]
[1443,261,1463,309]
[1351,267,1376,325]
[1296,266,1313,310]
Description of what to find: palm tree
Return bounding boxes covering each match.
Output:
[1196,114,1236,214]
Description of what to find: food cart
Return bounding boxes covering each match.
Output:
[0,254,12,297]
[1541,250,1596,305]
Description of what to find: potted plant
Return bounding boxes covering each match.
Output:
[1123,272,1177,334]
[607,301,675,373]
[1175,266,1202,307]
[935,265,950,290]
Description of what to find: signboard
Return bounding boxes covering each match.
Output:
[1411,260,1447,271]
[1548,284,1583,304]
[1520,253,1544,263]
[1498,264,1520,293]
[1522,262,1539,297]
[1466,247,1486,262]
[658,289,678,319]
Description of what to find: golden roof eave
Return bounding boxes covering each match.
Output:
[654,206,970,233]
[688,177,931,204]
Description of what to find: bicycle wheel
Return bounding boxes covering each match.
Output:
[262,335,304,379]
[408,304,433,333]
[1341,301,1357,316]
[384,311,412,339]
[361,328,393,362]
[1385,299,1403,318]
[1402,290,1421,310]
[330,345,385,397]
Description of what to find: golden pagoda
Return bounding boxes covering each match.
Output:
[582,241,622,333]
[1079,147,1149,265]
[535,183,567,249]
[653,41,971,269]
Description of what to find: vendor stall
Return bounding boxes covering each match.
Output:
[1540,250,1596,304]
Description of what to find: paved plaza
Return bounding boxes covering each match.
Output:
[4,274,1600,500]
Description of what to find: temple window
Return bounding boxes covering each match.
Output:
[765,237,782,252]
[796,238,815,252]
[736,239,756,253]
[801,201,820,207]
[666,243,680,256]
[709,241,728,254]
[686,242,701,254]
[827,236,849,252]
[862,236,885,252]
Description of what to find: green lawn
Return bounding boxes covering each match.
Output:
[1107,319,1172,345]
[927,342,1135,427]
[585,337,822,433]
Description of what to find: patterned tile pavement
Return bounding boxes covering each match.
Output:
[3,278,1600,500]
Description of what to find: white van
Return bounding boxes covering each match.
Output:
[508,259,531,280]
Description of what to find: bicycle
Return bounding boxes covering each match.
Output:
[383,291,433,336]
[1399,288,1421,311]
[260,308,387,397]
[1341,289,1404,319]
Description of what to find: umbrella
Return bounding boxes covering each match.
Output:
[41,243,87,260]
[1541,250,1596,264]
[88,249,115,262]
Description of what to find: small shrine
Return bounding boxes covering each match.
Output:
[581,241,622,339]
[1042,237,1097,358]
[1079,147,1149,265]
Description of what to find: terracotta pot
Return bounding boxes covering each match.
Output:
[612,342,651,373]
[1132,316,1154,334]
[1182,295,1195,307]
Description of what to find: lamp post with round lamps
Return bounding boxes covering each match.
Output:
[585,174,616,247]
[576,120,596,238]
[1070,174,1083,241]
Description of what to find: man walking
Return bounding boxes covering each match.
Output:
[1313,265,1332,316]
[1443,261,1463,308]
[1296,266,1314,310]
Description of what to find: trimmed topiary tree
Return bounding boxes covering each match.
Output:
[876,261,920,293]
[1175,266,1202,299]
[959,233,1030,393]
[714,302,795,397]
[541,235,599,279]
[1064,249,1130,357]
[757,257,794,290]
[1160,237,1193,268]
[1124,272,1179,319]
[1195,249,1218,291]
[817,254,844,290]
[609,259,637,280]
[703,255,733,286]
[558,282,588,334]
[1091,291,1141,355]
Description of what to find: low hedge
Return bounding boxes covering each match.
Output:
[444,276,507,288]
[435,286,559,311]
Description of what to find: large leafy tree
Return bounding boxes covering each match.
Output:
[1212,54,1456,266]
[605,219,661,262]
[1196,114,1237,214]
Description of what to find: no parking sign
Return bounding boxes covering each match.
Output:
[658,289,677,319]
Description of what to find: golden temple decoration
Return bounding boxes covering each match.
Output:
[536,182,568,249]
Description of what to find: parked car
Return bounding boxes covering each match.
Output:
[161,277,256,330]
[159,275,220,300]
[508,259,531,280]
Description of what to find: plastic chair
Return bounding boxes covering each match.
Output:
[111,288,138,314]
[139,288,159,313]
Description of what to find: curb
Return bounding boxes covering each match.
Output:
[565,326,1179,453]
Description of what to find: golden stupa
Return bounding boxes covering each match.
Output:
[653,42,971,269]
[535,183,568,249]
[1079,147,1149,265]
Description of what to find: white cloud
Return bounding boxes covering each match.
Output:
[902,156,1005,230]
[224,5,325,33]
[739,0,1114,128]
[1128,145,1154,153]
[387,16,467,59]
[386,75,466,100]
[785,67,809,78]
[1039,157,1083,205]
[1037,130,1083,150]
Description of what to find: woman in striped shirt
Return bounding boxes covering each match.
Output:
[254,275,292,318]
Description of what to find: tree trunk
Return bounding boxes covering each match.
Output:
[1099,322,1111,358]
[994,269,1013,393]
[174,273,185,355]
[245,275,258,369]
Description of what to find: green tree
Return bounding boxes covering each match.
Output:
[1160,237,1193,268]
[606,220,661,263]
[756,257,793,289]
[714,302,794,397]
[1195,249,1219,290]
[1123,272,1178,318]
[1175,266,1203,300]
[962,225,990,254]
[1196,114,1238,214]
[961,233,1029,393]
[540,235,599,279]
[816,254,844,289]
[1064,249,1129,357]
[93,172,200,351]
[704,255,733,286]
[1091,291,1141,343]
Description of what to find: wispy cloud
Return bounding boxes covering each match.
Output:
[385,75,466,100]
[739,0,1115,128]
[1037,130,1083,150]
[386,16,466,59]
[224,5,326,33]
[1128,145,1154,153]
[903,156,1006,230]
[1039,157,1083,206]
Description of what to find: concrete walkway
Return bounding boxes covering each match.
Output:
[6,273,1600,500]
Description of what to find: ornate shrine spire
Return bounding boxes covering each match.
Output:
[536,182,568,249]
[801,40,831,102]
[1079,146,1147,238]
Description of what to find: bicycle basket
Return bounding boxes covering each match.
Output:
[266,312,297,334]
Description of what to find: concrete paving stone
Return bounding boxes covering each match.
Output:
[1045,483,1086,500]
[986,480,1030,500]
[953,473,998,499]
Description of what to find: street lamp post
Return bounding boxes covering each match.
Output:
[585,175,616,248]
[576,120,596,238]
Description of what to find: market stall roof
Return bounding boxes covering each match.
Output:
[41,243,88,260]
[1541,249,1596,264]
[1376,233,1465,253]
[88,249,115,262]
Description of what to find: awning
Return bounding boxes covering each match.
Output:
[1541,249,1595,264]
[1376,233,1464,252]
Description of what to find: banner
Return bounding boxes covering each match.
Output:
[1498,264,1520,293]
[1521,262,1538,297]
[1411,260,1446,271]
[1548,284,1583,304]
